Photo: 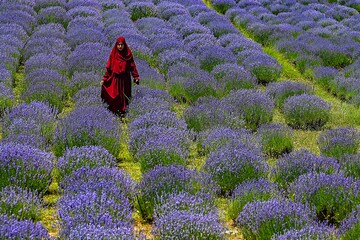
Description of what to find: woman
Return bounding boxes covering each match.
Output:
[101,36,139,115]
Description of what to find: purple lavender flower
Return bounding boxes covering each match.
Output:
[236,198,316,240]
[228,178,280,220]
[154,192,217,218]
[128,2,158,21]
[68,42,110,74]
[211,63,257,94]
[136,165,220,221]
[199,127,262,154]
[317,127,360,159]
[187,4,212,17]
[1,134,48,151]
[66,0,102,9]
[23,37,71,60]
[128,110,187,132]
[183,33,220,52]
[66,6,102,20]
[0,142,54,193]
[0,214,50,239]
[34,0,66,10]
[152,210,226,239]
[68,224,135,240]
[159,6,189,21]
[282,94,331,130]
[131,85,173,103]
[0,185,43,221]
[158,49,200,72]
[36,6,68,25]
[207,19,239,38]
[72,86,106,108]
[271,149,340,188]
[134,59,166,89]
[0,10,36,34]
[222,89,275,131]
[272,224,339,240]
[53,105,121,157]
[67,25,107,49]
[69,71,103,97]
[331,76,360,103]
[58,191,133,238]
[56,145,118,182]
[60,166,135,201]
[0,64,12,85]
[313,66,339,89]
[66,15,104,30]
[24,53,67,74]
[127,96,172,121]
[242,53,282,84]
[266,80,313,108]
[195,45,237,72]
[0,23,28,41]
[202,143,268,193]
[288,172,359,224]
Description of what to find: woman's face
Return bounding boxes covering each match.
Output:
[117,42,125,51]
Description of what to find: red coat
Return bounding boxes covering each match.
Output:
[101,37,139,113]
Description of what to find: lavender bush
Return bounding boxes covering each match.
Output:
[282,94,331,130]
[0,142,54,194]
[331,76,360,103]
[56,146,118,182]
[67,224,135,240]
[0,185,42,221]
[36,6,68,26]
[271,224,338,240]
[136,165,220,221]
[72,86,106,108]
[318,127,360,159]
[210,0,236,14]
[60,166,135,201]
[288,172,360,225]
[257,123,294,157]
[152,210,226,239]
[69,70,103,94]
[222,89,275,131]
[53,106,121,157]
[236,198,316,240]
[195,46,237,72]
[270,149,340,189]
[58,191,133,238]
[313,66,339,90]
[0,214,50,240]
[199,127,262,154]
[266,81,313,108]
[126,96,172,121]
[228,178,280,221]
[202,143,268,194]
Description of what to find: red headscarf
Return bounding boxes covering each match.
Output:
[106,36,133,74]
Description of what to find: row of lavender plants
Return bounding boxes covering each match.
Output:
[209,0,360,106]
[0,0,57,238]
[120,0,360,238]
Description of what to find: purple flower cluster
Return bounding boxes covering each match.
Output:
[69,71,103,97]
[237,198,316,240]
[228,178,280,220]
[313,66,339,89]
[60,166,135,201]
[283,94,331,130]
[256,123,294,157]
[195,45,237,72]
[67,224,135,240]
[0,185,43,221]
[36,6,68,26]
[56,145,118,182]
[2,100,58,150]
[317,127,360,159]
[271,149,340,188]
[199,127,262,154]
[135,59,166,89]
[339,204,360,239]
[288,172,359,224]
[0,214,50,240]
[202,143,268,193]
[128,2,158,21]
[0,142,54,194]
[211,63,257,95]
[127,95,172,121]
[136,165,220,221]
[272,224,338,240]
[53,105,121,157]
[222,89,275,131]
[266,80,313,108]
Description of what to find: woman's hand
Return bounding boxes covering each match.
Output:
[100,80,104,85]
[134,78,140,85]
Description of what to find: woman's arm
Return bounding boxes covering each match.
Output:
[130,59,140,84]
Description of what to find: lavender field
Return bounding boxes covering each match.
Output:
[0,0,360,239]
